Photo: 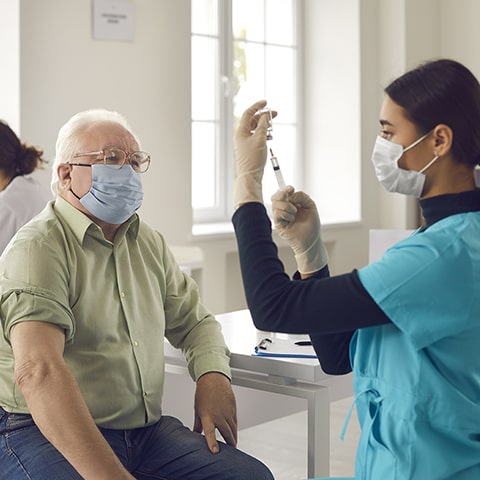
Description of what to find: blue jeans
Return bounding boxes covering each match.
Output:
[0,408,274,480]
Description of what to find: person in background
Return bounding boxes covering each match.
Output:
[0,109,273,480]
[232,59,480,479]
[0,120,51,254]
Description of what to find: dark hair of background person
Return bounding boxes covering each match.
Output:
[0,120,47,179]
[385,58,480,167]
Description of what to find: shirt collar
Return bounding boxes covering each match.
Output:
[419,189,480,231]
[54,196,140,244]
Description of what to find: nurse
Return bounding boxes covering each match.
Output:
[231,58,480,480]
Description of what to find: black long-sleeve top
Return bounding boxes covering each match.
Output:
[232,190,480,375]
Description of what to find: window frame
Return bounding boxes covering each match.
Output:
[191,0,302,226]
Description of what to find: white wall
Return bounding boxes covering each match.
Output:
[6,0,480,442]
[19,0,192,247]
[440,0,480,75]
[9,0,480,314]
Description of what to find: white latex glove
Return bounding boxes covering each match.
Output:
[272,186,328,274]
[233,100,271,208]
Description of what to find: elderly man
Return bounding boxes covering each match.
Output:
[0,109,273,480]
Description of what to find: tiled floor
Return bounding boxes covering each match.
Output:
[238,396,360,480]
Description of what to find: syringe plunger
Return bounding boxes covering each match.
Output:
[269,148,286,189]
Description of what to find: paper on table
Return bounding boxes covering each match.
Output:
[253,337,317,358]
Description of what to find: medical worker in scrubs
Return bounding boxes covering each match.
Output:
[231,58,480,480]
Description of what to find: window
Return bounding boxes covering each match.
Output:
[191,0,362,231]
[191,0,299,225]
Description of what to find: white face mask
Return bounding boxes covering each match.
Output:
[371,133,439,197]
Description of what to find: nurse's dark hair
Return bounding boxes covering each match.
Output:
[385,58,480,166]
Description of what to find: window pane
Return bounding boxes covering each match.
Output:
[266,0,294,45]
[192,0,300,221]
[233,41,266,118]
[192,122,217,208]
[265,45,295,120]
[192,36,218,120]
[232,0,265,42]
[192,0,218,35]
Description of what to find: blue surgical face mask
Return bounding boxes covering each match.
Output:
[371,132,438,197]
[71,164,143,224]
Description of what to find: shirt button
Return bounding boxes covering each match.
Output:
[120,292,126,298]
[143,392,148,397]
[133,340,139,347]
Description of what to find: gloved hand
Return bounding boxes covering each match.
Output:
[233,100,271,208]
[271,187,328,274]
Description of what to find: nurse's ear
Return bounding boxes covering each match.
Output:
[431,124,453,157]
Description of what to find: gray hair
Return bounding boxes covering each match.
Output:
[50,109,141,195]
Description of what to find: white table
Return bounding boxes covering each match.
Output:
[164,309,353,478]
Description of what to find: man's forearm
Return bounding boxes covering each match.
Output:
[18,361,134,480]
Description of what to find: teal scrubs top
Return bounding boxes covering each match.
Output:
[356,212,480,479]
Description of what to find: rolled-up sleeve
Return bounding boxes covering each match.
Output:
[1,285,74,343]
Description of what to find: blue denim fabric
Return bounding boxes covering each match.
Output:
[0,408,82,479]
[0,409,273,480]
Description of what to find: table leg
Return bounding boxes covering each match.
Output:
[307,386,330,477]
[164,363,332,477]
[230,371,330,478]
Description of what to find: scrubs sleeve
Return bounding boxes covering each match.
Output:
[357,230,476,350]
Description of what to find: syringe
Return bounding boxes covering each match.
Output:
[269,148,286,189]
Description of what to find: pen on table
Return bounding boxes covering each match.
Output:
[294,341,312,346]
[269,148,286,189]
[255,337,272,352]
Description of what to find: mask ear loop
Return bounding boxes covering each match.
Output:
[403,130,438,174]
[419,154,439,174]
[70,188,82,200]
[403,131,432,153]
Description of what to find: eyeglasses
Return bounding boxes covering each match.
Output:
[70,146,151,173]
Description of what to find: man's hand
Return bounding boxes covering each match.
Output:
[193,372,237,454]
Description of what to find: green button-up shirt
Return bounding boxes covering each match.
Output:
[0,197,231,428]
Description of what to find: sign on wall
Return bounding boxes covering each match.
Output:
[92,0,135,41]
